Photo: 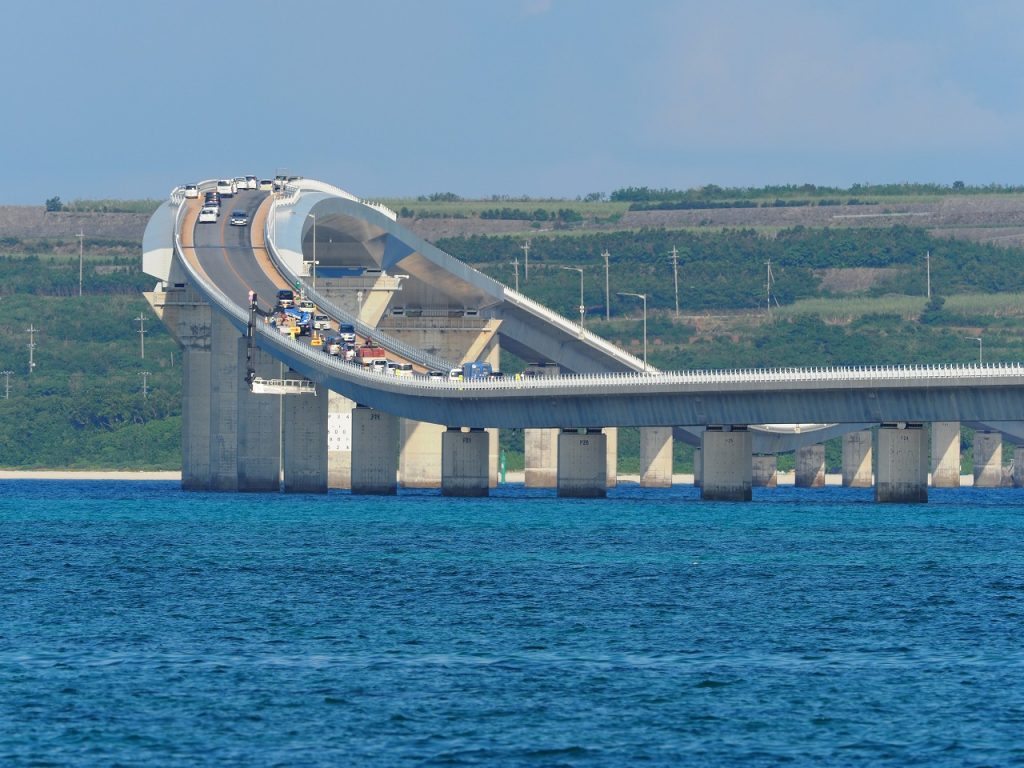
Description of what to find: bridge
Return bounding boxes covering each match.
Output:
[142,176,1024,501]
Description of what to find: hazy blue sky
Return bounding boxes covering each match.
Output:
[4,0,1023,204]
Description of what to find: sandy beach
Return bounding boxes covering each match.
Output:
[0,470,181,480]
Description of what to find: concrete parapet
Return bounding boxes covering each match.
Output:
[701,426,752,501]
[442,428,490,497]
[930,421,961,488]
[875,423,928,503]
[842,430,873,487]
[640,427,673,487]
[752,455,778,487]
[351,407,399,495]
[973,431,1003,488]
[557,428,607,498]
[400,419,444,488]
[525,428,559,487]
[795,444,826,488]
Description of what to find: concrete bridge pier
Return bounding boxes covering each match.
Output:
[441,428,490,497]
[842,430,873,487]
[557,428,607,498]
[179,305,213,490]
[795,444,826,488]
[874,423,928,503]
[236,340,282,491]
[327,393,355,489]
[973,431,1004,487]
[605,428,618,488]
[640,427,673,487]
[1014,446,1024,487]
[752,455,778,487]
[281,374,328,493]
[351,406,399,495]
[693,448,702,488]
[525,428,559,487]
[930,421,961,488]
[700,426,752,501]
[400,420,444,488]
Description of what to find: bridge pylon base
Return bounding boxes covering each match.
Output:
[557,429,607,498]
[875,423,928,503]
[441,428,489,497]
[700,426,752,501]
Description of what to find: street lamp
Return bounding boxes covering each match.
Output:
[559,266,585,329]
[968,336,983,364]
[307,213,318,292]
[618,291,648,371]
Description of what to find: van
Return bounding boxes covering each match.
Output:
[184,184,199,199]
[338,323,356,343]
[396,363,414,377]
[216,180,235,197]
[313,314,331,331]
[297,300,316,313]
[198,206,218,223]
[275,289,294,308]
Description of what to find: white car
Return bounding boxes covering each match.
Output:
[258,179,273,191]
[183,184,199,199]
[198,206,219,223]
[216,180,235,197]
[245,175,258,190]
[313,314,331,331]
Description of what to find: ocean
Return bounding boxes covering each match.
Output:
[1,480,1022,766]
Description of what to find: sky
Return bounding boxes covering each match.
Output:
[4,0,1024,204]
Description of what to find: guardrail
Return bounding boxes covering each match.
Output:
[501,284,653,372]
[263,195,456,373]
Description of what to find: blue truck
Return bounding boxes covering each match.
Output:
[461,361,493,380]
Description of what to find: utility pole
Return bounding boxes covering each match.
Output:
[136,313,147,359]
[1,370,12,399]
[670,246,680,317]
[26,325,37,375]
[520,240,530,282]
[926,251,931,299]
[602,249,610,320]
[510,256,520,292]
[140,371,151,399]
[77,231,84,297]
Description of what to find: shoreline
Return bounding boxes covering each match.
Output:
[0,470,181,480]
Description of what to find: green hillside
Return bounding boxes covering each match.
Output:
[2,199,1023,471]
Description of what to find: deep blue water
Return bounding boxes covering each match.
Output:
[2,481,1023,767]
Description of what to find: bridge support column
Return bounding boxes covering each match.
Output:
[700,426,752,501]
[400,420,444,488]
[842,430,873,487]
[441,428,489,497]
[327,393,355,489]
[752,455,777,487]
[208,314,241,491]
[930,421,961,488]
[874,423,928,503]
[973,431,1004,487]
[179,305,213,490]
[795,444,826,488]
[236,340,281,491]
[605,428,618,488]
[640,427,673,487]
[282,375,328,494]
[1014,446,1024,487]
[557,429,607,498]
[693,448,702,488]
[525,428,559,487]
[351,407,399,495]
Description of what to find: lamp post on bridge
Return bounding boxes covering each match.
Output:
[559,266,585,330]
[617,291,648,372]
[968,336,983,364]
[307,213,318,292]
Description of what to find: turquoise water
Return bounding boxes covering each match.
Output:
[2,480,1023,766]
